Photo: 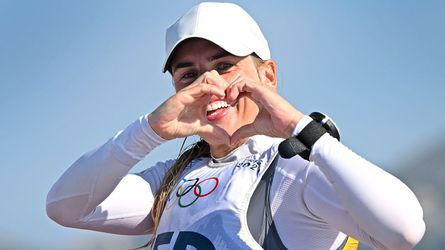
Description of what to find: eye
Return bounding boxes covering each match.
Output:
[180,71,198,83]
[215,62,234,74]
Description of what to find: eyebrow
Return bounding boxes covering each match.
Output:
[172,50,233,72]
[173,62,193,71]
[209,50,232,61]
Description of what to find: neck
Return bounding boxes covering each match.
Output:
[210,138,248,158]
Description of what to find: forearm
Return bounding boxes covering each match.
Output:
[310,130,425,249]
[46,114,166,227]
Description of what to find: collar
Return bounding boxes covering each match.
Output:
[209,135,282,167]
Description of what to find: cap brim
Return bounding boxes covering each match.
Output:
[162,35,268,73]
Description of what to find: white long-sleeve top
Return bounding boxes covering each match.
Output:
[46,115,425,249]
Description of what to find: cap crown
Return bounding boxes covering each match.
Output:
[163,2,270,72]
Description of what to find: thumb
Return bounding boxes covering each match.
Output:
[199,124,231,146]
[230,123,258,146]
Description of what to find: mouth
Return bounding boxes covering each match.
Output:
[206,100,231,121]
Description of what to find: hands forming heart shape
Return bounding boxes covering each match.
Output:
[148,71,304,150]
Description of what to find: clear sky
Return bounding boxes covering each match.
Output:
[1,0,444,248]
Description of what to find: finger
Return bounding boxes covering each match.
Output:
[191,71,229,97]
[182,71,225,94]
[226,85,240,105]
[225,76,254,104]
[231,80,284,111]
[195,83,225,97]
[202,70,230,89]
[198,124,231,145]
[204,70,242,100]
[230,123,258,146]
[226,80,264,105]
[180,84,225,105]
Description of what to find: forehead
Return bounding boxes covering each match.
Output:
[169,39,225,66]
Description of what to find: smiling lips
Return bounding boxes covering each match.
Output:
[206,100,231,121]
[206,100,230,112]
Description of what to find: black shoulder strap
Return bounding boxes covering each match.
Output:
[247,155,359,250]
[247,156,288,250]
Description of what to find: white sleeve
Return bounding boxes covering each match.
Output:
[298,116,425,250]
[46,114,172,235]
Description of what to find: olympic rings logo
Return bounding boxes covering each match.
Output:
[172,177,219,208]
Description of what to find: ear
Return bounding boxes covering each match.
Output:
[258,59,277,87]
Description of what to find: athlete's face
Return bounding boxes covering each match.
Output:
[169,38,271,140]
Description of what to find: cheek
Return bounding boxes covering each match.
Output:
[174,81,188,92]
[220,70,242,86]
[172,80,181,91]
[237,96,260,120]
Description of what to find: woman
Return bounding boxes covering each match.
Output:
[47,2,425,249]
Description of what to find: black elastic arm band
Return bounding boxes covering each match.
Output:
[296,120,327,149]
[277,136,309,160]
[278,112,340,160]
[278,120,328,160]
[309,112,340,141]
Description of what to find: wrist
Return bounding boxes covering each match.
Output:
[292,115,313,136]
[284,111,305,138]
[143,114,169,143]
[146,113,172,141]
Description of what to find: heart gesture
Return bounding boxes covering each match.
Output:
[225,75,304,145]
[148,68,304,149]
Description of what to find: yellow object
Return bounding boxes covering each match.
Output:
[341,236,359,250]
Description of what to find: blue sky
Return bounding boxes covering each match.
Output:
[1,0,444,248]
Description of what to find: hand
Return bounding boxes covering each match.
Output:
[147,71,231,145]
[226,76,304,145]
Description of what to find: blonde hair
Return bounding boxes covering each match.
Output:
[145,139,210,247]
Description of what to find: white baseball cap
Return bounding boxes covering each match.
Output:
[162,2,271,72]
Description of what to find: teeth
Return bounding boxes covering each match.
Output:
[206,101,229,112]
